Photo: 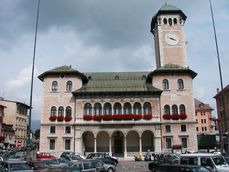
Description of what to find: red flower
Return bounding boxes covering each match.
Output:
[113,114,123,120]
[93,115,102,121]
[49,116,57,121]
[102,115,112,120]
[133,114,142,120]
[65,116,72,122]
[143,114,152,119]
[57,116,64,121]
[83,115,93,121]
[0,136,5,141]
[180,114,187,120]
[123,114,133,120]
[171,114,180,120]
[163,114,171,120]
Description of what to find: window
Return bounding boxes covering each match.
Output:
[143,102,152,114]
[196,127,199,131]
[124,103,132,114]
[166,138,172,149]
[52,81,58,91]
[65,126,71,134]
[66,81,72,92]
[65,139,71,150]
[94,103,102,115]
[172,105,178,114]
[165,125,171,133]
[178,79,184,90]
[103,103,112,115]
[49,139,55,150]
[51,106,57,116]
[65,106,72,116]
[181,125,186,132]
[58,106,64,116]
[50,126,56,134]
[173,18,177,25]
[84,103,92,115]
[163,18,167,24]
[168,18,172,25]
[179,104,186,114]
[162,79,169,90]
[181,138,187,148]
[113,103,122,115]
[164,105,170,114]
[133,102,142,115]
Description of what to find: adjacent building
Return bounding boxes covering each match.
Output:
[0,104,6,148]
[39,3,198,158]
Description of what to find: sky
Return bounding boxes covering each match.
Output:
[0,0,229,127]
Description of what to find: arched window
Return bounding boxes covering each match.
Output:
[173,18,177,25]
[58,106,64,116]
[113,103,122,115]
[123,102,132,114]
[94,103,102,115]
[84,103,92,115]
[52,81,58,91]
[143,102,152,114]
[179,104,186,114]
[66,106,72,116]
[172,105,178,114]
[51,106,57,116]
[164,105,170,114]
[66,81,72,92]
[133,102,142,115]
[163,18,167,24]
[168,18,172,25]
[163,79,169,90]
[178,79,184,90]
[104,103,112,115]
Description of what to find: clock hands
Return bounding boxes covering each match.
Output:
[168,36,176,41]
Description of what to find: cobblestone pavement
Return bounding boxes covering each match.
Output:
[116,161,151,172]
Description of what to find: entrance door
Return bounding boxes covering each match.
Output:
[114,138,123,154]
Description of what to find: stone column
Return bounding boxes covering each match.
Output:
[109,137,112,155]
[154,136,161,153]
[124,136,127,158]
[94,137,97,153]
[139,136,142,156]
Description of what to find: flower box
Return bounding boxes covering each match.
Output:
[171,114,180,120]
[102,115,112,120]
[143,114,152,120]
[133,114,142,120]
[180,114,187,120]
[123,114,133,120]
[83,115,93,121]
[57,116,64,122]
[49,116,57,121]
[93,115,102,121]
[162,114,171,120]
[65,115,72,122]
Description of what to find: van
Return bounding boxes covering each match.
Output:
[180,153,229,172]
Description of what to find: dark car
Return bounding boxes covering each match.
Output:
[0,160,33,172]
[26,160,51,171]
[86,153,118,165]
[152,164,212,172]
[68,159,99,172]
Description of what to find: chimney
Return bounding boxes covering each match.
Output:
[217,88,220,93]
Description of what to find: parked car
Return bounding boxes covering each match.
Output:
[46,158,69,167]
[86,153,118,165]
[0,160,33,172]
[68,159,98,172]
[64,154,84,165]
[94,158,116,172]
[152,164,212,172]
[26,160,51,171]
[36,152,56,159]
[180,153,229,172]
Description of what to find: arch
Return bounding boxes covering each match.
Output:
[84,103,92,115]
[172,105,178,114]
[168,18,172,25]
[112,131,124,156]
[94,103,102,115]
[97,131,109,152]
[126,131,139,152]
[50,106,57,116]
[51,81,58,91]
[179,104,186,114]
[162,79,169,90]
[141,130,154,152]
[164,105,170,114]
[58,106,64,116]
[103,103,112,115]
[113,103,122,115]
[65,106,72,116]
[173,18,177,25]
[133,102,142,115]
[163,18,167,24]
[123,102,132,114]
[66,81,72,92]
[178,79,184,90]
[82,131,94,153]
[143,102,152,114]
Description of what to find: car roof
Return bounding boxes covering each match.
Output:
[180,153,222,157]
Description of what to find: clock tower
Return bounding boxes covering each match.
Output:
[151,4,188,68]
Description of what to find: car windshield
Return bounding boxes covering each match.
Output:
[70,155,82,160]
[10,163,32,171]
[212,156,227,166]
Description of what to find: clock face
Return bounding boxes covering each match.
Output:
[165,33,179,45]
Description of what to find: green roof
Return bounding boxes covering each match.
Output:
[73,72,162,96]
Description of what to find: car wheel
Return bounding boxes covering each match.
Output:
[107,167,114,172]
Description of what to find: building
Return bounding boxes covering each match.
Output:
[2,123,15,148]
[214,84,229,153]
[38,4,198,158]
[0,97,30,147]
[0,104,6,148]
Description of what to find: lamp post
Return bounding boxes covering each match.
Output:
[26,0,40,160]
[209,0,227,155]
